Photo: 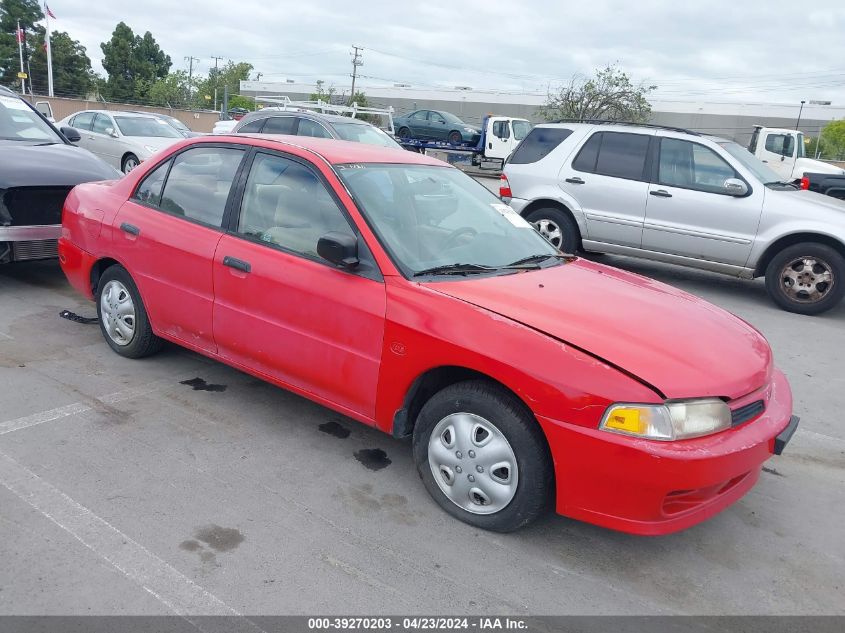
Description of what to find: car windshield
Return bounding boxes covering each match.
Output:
[512,120,532,140]
[332,122,402,148]
[441,111,464,125]
[162,116,189,132]
[338,164,559,277]
[719,141,784,183]
[0,93,63,143]
[114,116,183,138]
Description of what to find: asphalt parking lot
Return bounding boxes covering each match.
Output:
[0,240,843,616]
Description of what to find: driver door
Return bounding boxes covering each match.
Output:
[428,111,448,140]
[88,113,120,167]
[486,118,512,160]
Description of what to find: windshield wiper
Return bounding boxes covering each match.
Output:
[507,253,572,266]
[413,263,497,277]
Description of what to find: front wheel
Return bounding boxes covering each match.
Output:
[412,381,553,532]
[524,207,580,253]
[122,154,140,173]
[764,242,845,315]
[448,131,463,145]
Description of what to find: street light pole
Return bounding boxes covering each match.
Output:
[796,100,806,130]
[211,56,223,112]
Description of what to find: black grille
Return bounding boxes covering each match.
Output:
[2,187,72,227]
[731,400,765,427]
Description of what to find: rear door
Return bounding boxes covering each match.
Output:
[261,115,298,135]
[113,144,247,352]
[560,130,653,248]
[642,137,763,266]
[407,110,428,137]
[212,150,386,418]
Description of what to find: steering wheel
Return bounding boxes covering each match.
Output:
[442,226,478,251]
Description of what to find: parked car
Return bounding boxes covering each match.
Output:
[59,134,797,535]
[393,109,481,145]
[56,110,184,173]
[501,122,845,315]
[800,171,845,200]
[231,109,402,148]
[0,86,119,264]
[131,111,201,138]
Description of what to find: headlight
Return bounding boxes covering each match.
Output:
[464,127,477,133]
[143,145,157,154]
[600,399,731,441]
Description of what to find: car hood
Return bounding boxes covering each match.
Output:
[426,259,772,400]
[797,158,845,176]
[777,188,845,213]
[0,141,119,188]
[126,136,181,152]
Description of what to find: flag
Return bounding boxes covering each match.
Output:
[16,28,24,43]
[45,4,56,19]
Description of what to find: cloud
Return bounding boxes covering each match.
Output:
[47,0,845,103]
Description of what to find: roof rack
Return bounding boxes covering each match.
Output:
[551,119,700,136]
[254,96,396,133]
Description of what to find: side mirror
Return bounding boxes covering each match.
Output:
[106,127,118,138]
[317,232,359,269]
[60,126,81,142]
[724,178,749,196]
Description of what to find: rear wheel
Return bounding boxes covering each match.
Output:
[412,380,553,532]
[524,207,580,253]
[397,127,411,139]
[122,154,139,173]
[764,242,844,315]
[96,265,163,358]
[448,130,463,145]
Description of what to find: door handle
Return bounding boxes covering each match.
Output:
[650,190,672,198]
[223,256,251,273]
[565,177,585,184]
[120,222,140,236]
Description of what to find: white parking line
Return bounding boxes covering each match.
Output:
[0,449,246,619]
[1,380,175,436]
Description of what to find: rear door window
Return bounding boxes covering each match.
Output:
[157,146,245,227]
[297,118,332,138]
[508,127,573,164]
[263,116,297,135]
[573,131,649,180]
[238,118,265,133]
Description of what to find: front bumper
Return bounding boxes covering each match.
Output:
[538,369,796,535]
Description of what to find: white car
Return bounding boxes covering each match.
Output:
[57,110,184,173]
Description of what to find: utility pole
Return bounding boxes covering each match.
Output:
[185,56,199,104]
[349,45,363,105]
[211,55,224,112]
[796,100,806,131]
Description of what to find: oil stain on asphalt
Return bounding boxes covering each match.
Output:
[354,448,391,471]
[180,377,227,392]
[319,420,351,438]
[180,524,244,566]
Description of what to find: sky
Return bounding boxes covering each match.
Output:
[42,0,845,105]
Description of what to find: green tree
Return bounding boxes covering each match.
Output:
[28,31,95,97]
[100,22,171,102]
[196,60,252,110]
[0,0,43,87]
[538,64,656,123]
[820,120,845,160]
[148,70,193,106]
[310,80,337,103]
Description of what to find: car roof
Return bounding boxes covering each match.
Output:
[74,110,159,118]
[241,109,371,126]
[224,134,445,166]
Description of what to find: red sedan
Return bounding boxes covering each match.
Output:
[59,134,798,534]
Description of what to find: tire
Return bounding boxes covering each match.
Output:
[524,207,580,253]
[397,127,411,139]
[448,131,462,145]
[412,380,553,532]
[96,265,163,358]
[764,242,845,315]
[122,154,140,174]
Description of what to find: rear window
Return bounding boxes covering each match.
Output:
[508,127,573,164]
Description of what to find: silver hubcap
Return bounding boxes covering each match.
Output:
[532,219,562,248]
[428,413,518,515]
[100,280,136,345]
[123,158,138,173]
[780,256,835,303]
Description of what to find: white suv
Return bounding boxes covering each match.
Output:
[501,122,845,315]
